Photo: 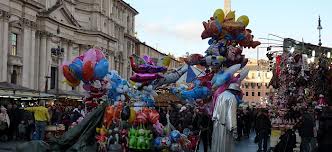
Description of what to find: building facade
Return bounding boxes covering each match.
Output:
[240,59,273,103]
[0,0,138,93]
[135,41,181,70]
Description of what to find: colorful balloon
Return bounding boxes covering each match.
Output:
[95,48,105,61]
[83,49,97,64]
[225,11,235,21]
[69,59,83,80]
[237,15,249,27]
[128,108,136,124]
[94,58,109,80]
[103,105,114,129]
[170,130,181,142]
[63,65,80,86]
[130,73,164,83]
[149,110,160,124]
[213,9,225,23]
[211,64,241,88]
[82,61,95,81]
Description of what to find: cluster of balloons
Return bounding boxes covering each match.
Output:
[171,8,257,108]
[201,9,260,48]
[63,48,109,87]
[128,126,153,150]
[104,70,129,103]
[153,129,197,151]
[62,48,110,100]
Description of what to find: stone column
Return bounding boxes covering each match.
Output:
[46,34,53,91]
[38,32,47,91]
[66,41,73,91]
[22,19,31,88]
[0,10,10,82]
[30,22,37,89]
[59,39,67,91]
[0,11,4,81]
[34,30,40,90]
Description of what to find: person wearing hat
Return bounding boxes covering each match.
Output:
[211,83,241,152]
[23,100,50,140]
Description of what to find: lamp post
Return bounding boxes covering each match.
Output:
[317,16,322,47]
[51,25,64,99]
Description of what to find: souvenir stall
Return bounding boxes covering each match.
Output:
[268,46,332,149]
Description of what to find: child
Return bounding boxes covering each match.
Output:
[18,120,27,140]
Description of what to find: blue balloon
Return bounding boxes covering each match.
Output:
[154,137,162,149]
[170,130,181,142]
[183,128,190,136]
[69,59,83,80]
[94,59,109,80]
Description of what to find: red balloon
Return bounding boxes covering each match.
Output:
[103,106,114,129]
[136,111,147,124]
[149,110,160,124]
[63,65,80,86]
[82,61,95,81]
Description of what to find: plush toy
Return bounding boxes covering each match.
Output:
[238,29,261,48]
[96,126,108,152]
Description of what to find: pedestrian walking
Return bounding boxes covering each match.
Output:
[23,100,50,140]
[255,109,271,152]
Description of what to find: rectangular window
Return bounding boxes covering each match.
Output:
[11,33,18,56]
[265,72,268,78]
[251,73,255,79]
[51,67,57,89]
[252,92,255,96]
[246,92,249,96]
[251,83,255,89]
[258,92,261,96]
[245,83,249,89]
[266,92,269,96]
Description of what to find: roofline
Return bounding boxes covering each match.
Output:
[138,41,180,62]
[118,0,139,15]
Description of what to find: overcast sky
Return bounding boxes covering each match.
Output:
[125,0,332,59]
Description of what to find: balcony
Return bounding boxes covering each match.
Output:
[8,55,23,66]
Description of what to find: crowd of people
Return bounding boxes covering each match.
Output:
[0,100,87,142]
[1,99,332,152]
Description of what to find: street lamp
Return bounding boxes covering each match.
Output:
[51,25,64,99]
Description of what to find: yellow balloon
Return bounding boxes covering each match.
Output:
[225,11,236,21]
[128,107,136,124]
[213,9,224,23]
[237,15,250,27]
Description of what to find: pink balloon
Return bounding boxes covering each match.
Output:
[153,121,164,135]
[83,49,97,64]
[95,49,105,61]
[130,73,164,82]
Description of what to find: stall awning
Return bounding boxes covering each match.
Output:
[47,89,84,99]
[0,82,40,98]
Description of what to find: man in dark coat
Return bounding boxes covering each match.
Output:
[298,112,315,152]
[317,106,332,152]
[255,109,271,152]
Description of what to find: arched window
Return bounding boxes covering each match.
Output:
[11,70,17,84]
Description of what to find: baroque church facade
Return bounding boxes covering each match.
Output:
[0,0,138,92]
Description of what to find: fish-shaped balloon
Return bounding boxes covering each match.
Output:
[130,56,167,73]
[130,73,164,83]
[211,64,241,88]
[151,65,188,89]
